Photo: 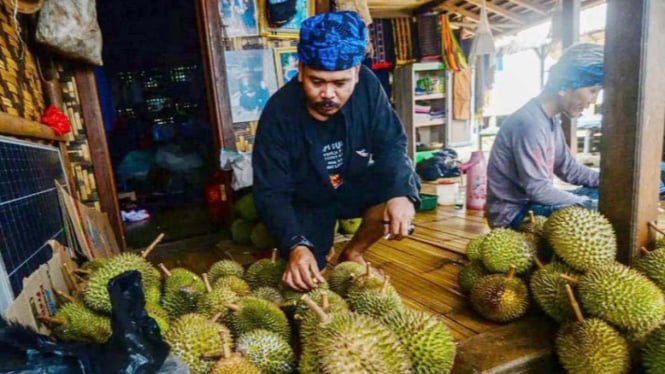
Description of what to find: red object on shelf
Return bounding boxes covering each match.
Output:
[41,105,72,136]
[205,169,234,226]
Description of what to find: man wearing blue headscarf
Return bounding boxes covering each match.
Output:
[253,11,420,291]
[486,43,604,228]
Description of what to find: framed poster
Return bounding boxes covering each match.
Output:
[274,47,299,87]
[218,0,259,37]
[258,0,314,39]
[224,49,279,123]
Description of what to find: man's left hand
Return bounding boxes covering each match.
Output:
[383,196,416,240]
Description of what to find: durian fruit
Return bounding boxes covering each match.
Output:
[250,222,278,250]
[465,235,486,262]
[235,329,296,374]
[298,345,320,374]
[210,342,262,374]
[225,296,291,340]
[326,260,365,298]
[481,228,535,274]
[234,193,259,222]
[160,265,206,319]
[145,302,170,332]
[381,308,456,374]
[555,284,630,374]
[457,261,489,295]
[634,247,665,291]
[470,266,529,323]
[544,206,616,271]
[164,313,232,374]
[295,289,349,344]
[144,286,162,305]
[250,286,284,304]
[300,296,412,374]
[40,301,111,343]
[207,259,244,284]
[80,258,108,273]
[83,252,161,314]
[245,249,286,289]
[196,274,240,320]
[213,275,251,296]
[567,262,665,335]
[339,218,362,234]
[642,324,665,374]
[231,218,254,245]
[518,211,551,259]
[529,258,579,323]
[279,281,330,305]
[346,263,403,318]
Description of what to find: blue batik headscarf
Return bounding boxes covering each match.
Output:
[544,43,605,92]
[297,11,368,71]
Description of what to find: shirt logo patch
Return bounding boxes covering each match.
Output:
[355,149,369,157]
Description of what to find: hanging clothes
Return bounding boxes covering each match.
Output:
[453,69,471,120]
[391,17,417,65]
[368,19,395,69]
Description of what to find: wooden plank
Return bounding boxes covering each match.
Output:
[560,0,580,153]
[74,68,125,251]
[0,111,64,141]
[600,0,665,264]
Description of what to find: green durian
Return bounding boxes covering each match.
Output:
[529,260,580,323]
[642,324,665,374]
[481,228,535,274]
[245,249,286,289]
[634,247,665,291]
[465,235,486,261]
[346,267,403,318]
[458,261,489,295]
[213,275,251,296]
[207,259,244,283]
[470,268,529,323]
[196,285,240,320]
[235,329,295,374]
[250,286,284,304]
[226,296,290,340]
[48,301,111,343]
[326,261,365,298]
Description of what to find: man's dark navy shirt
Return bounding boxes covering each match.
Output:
[252,65,420,268]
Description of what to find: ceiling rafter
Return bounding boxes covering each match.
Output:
[500,0,549,16]
[462,0,528,24]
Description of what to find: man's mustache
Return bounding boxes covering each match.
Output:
[312,99,339,109]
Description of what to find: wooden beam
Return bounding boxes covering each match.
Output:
[0,112,64,141]
[600,0,665,265]
[560,0,580,154]
[434,2,513,34]
[502,0,549,16]
[74,68,125,252]
[463,0,527,24]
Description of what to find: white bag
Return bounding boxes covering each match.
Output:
[220,149,253,191]
[35,0,103,65]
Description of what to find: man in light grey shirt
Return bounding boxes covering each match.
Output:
[486,43,603,228]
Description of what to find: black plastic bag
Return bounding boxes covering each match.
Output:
[415,148,461,181]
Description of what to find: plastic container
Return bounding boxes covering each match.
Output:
[436,180,459,205]
[418,193,438,211]
[458,151,487,211]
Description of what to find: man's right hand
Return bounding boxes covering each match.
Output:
[282,246,326,292]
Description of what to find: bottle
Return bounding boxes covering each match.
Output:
[458,151,487,211]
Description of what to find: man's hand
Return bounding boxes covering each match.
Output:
[282,246,326,291]
[384,196,416,240]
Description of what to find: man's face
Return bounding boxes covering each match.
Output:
[298,64,360,121]
[559,85,602,119]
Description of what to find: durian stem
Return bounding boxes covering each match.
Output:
[202,273,212,293]
[158,263,171,277]
[640,246,651,256]
[364,262,372,278]
[506,265,516,280]
[201,352,223,360]
[72,268,91,276]
[648,221,665,238]
[301,295,330,325]
[141,233,165,258]
[564,284,585,323]
[271,248,278,263]
[225,303,241,313]
[278,300,296,308]
[56,290,75,303]
[293,313,303,321]
[381,275,391,296]
[321,291,329,310]
[39,315,65,326]
[528,210,536,224]
[222,341,232,360]
[559,274,579,284]
[70,272,86,283]
[533,256,545,270]
[211,312,222,323]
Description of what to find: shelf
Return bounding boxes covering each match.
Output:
[414,93,445,100]
[415,119,445,128]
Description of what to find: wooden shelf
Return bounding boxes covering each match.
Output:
[415,119,446,128]
[415,93,445,100]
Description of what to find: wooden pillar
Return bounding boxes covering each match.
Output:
[599,0,665,265]
[560,0,580,153]
[74,68,126,251]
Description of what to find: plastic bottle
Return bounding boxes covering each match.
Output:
[458,151,487,210]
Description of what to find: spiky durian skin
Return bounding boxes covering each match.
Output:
[236,329,295,374]
[555,318,630,374]
[634,249,665,291]
[295,288,349,344]
[196,286,240,319]
[381,308,456,374]
[250,286,284,304]
[164,313,232,374]
[310,312,413,374]
[326,261,365,298]
[298,346,320,374]
[529,261,579,323]
[458,261,489,295]
[83,253,160,314]
[227,296,290,341]
[208,259,245,283]
[245,258,287,289]
[578,263,665,335]
[80,258,108,273]
[144,286,161,305]
[346,275,403,318]
[279,282,330,305]
[145,302,169,332]
[163,268,201,294]
[481,228,535,274]
[162,269,206,320]
[465,235,486,261]
[52,302,111,343]
[544,206,616,271]
[210,354,262,374]
[517,214,547,235]
[213,275,251,296]
[470,274,529,323]
[643,325,665,374]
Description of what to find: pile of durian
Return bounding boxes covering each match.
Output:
[44,246,457,373]
[459,206,665,374]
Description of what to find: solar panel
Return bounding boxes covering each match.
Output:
[0,136,68,310]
